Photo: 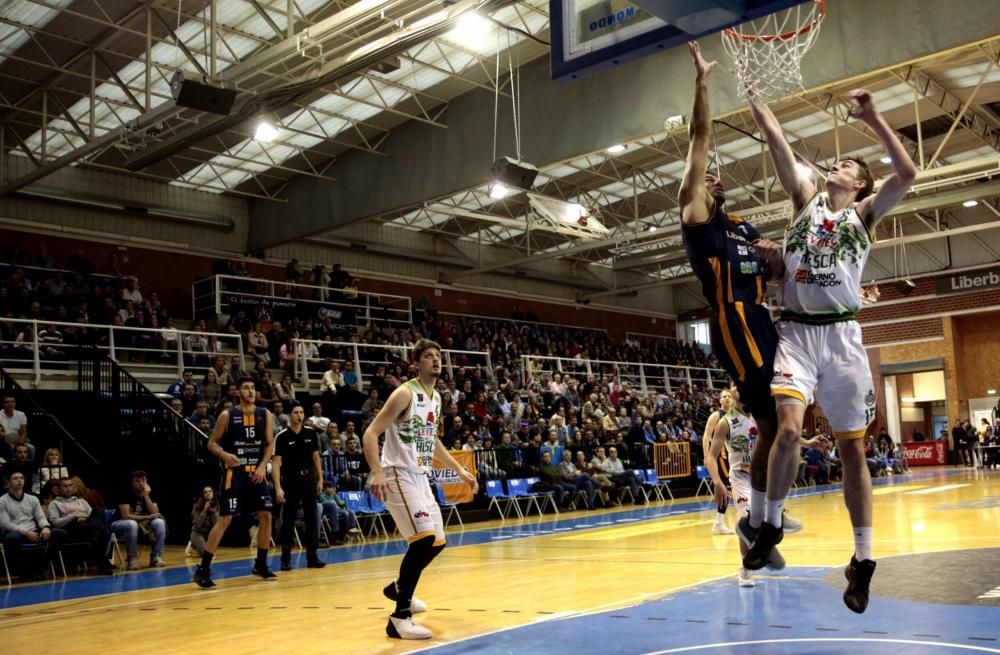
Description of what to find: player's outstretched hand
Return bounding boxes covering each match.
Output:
[755,239,786,281]
[847,89,878,122]
[369,471,389,503]
[459,469,479,496]
[688,41,718,79]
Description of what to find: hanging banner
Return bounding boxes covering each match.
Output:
[223,294,357,334]
[430,450,478,504]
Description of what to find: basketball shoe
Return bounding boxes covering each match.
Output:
[843,556,877,613]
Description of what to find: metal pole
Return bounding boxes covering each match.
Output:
[210,0,218,80]
[177,334,184,378]
[145,7,152,110]
[32,320,41,386]
[287,0,294,38]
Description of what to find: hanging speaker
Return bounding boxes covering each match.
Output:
[895,279,917,296]
[170,71,237,116]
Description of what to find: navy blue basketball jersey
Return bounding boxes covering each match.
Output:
[222,406,268,467]
[681,202,767,309]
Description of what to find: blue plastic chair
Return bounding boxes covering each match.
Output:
[434,483,464,528]
[485,479,522,521]
[694,466,713,497]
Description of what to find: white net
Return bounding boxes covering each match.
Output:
[721,0,825,102]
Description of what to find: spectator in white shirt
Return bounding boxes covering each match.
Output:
[306,403,331,434]
[120,276,143,305]
[0,396,31,460]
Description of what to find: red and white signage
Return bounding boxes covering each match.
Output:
[903,441,948,466]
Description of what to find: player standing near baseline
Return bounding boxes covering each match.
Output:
[741,89,917,613]
[678,41,801,565]
[193,377,277,588]
[363,338,478,640]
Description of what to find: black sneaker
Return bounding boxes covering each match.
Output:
[383,580,399,601]
[192,566,216,589]
[306,558,326,569]
[280,561,292,572]
[843,556,877,614]
[735,516,757,548]
[742,522,783,571]
[252,564,278,580]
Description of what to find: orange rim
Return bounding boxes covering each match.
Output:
[723,0,825,43]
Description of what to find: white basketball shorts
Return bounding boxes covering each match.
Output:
[731,468,752,519]
[769,320,876,439]
[383,466,445,545]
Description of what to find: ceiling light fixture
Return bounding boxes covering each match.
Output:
[795,161,815,180]
[488,182,511,199]
[963,199,979,208]
[606,144,626,154]
[452,12,489,42]
[880,156,892,164]
[254,120,278,142]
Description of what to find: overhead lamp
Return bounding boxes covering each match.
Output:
[880,156,892,164]
[963,199,979,208]
[988,389,997,395]
[488,182,511,199]
[900,396,918,403]
[254,120,279,142]
[489,156,538,198]
[647,225,657,232]
[606,144,626,154]
[453,12,489,42]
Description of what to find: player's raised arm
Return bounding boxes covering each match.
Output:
[848,89,917,229]
[748,97,815,212]
[680,41,718,225]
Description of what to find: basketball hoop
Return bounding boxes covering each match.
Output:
[721,0,826,102]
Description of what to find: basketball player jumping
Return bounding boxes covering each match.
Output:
[741,89,917,614]
[193,377,277,588]
[679,41,804,565]
[363,338,478,640]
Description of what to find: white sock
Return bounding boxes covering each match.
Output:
[715,510,726,523]
[749,490,766,528]
[853,527,874,562]
[764,498,785,527]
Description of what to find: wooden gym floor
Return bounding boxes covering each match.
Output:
[1,466,998,655]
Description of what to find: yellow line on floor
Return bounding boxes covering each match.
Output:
[555,519,715,541]
[872,484,929,496]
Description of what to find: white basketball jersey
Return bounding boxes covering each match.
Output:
[381,379,441,473]
[723,409,757,473]
[779,193,872,317]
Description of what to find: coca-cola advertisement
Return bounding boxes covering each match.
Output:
[903,441,948,466]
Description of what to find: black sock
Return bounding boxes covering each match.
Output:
[423,543,445,569]
[393,536,435,618]
[256,547,268,567]
[200,552,214,570]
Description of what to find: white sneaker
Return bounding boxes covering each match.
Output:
[781,510,803,534]
[149,556,166,568]
[386,615,433,640]
[712,522,735,535]
[184,542,196,557]
[410,596,427,614]
[126,557,140,571]
[738,568,756,587]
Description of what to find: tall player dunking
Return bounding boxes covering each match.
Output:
[742,89,917,613]
[363,339,478,640]
[193,377,277,588]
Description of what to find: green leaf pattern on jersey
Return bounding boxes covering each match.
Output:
[397,415,425,444]
[785,206,869,266]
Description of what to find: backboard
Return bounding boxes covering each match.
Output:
[550,0,808,80]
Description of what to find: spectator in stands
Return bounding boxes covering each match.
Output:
[340,438,369,491]
[248,323,270,364]
[275,373,297,404]
[189,400,215,430]
[2,444,37,492]
[209,355,232,387]
[180,383,199,416]
[47,477,113,575]
[168,369,199,399]
[112,470,167,570]
[342,359,360,391]
[66,248,94,277]
[201,369,222,409]
[38,448,70,493]
[876,427,894,455]
[255,371,276,407]
[120,277,142,306]
[319,479,360,542]
[0,471,66,581]
[71,475,105,510]
[187,486,218,557]
[272,400,290,430]
[225,310,253,341]
[361,388,381,420]
[531,451,575,507]
[1,395,30,460]
[184,323,209,367]
[339,421,360,449]
[160,316,180,356]
[284,258,303,285]
[229,355,250,384]
[319,360,345,419]
[558,450,597,509]
[591,446,642,504]
[575,450,615,505]
[306,403,331,435]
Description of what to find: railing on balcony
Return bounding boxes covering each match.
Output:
[522,355,729,395]
[291,338,493,392]
[193,274,412,330]
[0,317,244,385]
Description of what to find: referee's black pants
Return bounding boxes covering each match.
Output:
[279,471,319,555]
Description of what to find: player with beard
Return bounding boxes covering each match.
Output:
[363,338,478,640]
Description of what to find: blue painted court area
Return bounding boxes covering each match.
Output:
[0,468,967,610]
[413,567,1000,655]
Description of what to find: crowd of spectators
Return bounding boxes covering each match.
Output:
[0,243,185,362]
